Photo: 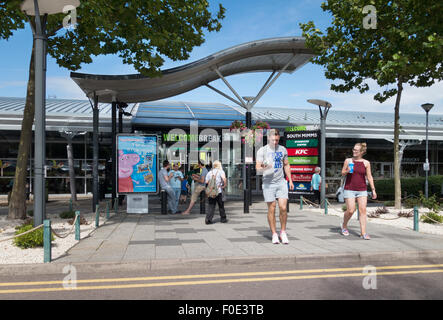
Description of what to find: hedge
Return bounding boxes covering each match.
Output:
[374,175,443,200]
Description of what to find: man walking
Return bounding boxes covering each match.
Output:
[159,160,180,214]
[256,129,294,244]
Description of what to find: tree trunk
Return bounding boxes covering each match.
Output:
[394,78,403,209]
[8,41,36,219]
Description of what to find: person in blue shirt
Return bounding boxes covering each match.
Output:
[310,167,321,204]
[180,167,189,204]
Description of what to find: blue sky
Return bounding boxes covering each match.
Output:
[0,0,441,114]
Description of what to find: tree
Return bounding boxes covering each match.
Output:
[300,0,443,208]
[1,0,225,219]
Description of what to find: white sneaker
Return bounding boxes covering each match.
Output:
[280,231,289,244]
[272,233,280,244]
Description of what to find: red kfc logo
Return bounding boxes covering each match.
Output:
[287,148,318,157]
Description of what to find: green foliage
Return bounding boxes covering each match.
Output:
[300,1,443,206]
[404,197,421,209]
[13,223,53,249]
[419,191,440,213]
[299,0,443,101]
[374,176,443,200]
[1,0,226,76]
[59,210,76,219]
[421,212,443,224]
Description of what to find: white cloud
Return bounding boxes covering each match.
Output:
[0,80,27,89]
[289,80,443,114]
[46,76,86,100]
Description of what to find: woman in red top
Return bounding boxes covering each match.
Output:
[340,143,377,240]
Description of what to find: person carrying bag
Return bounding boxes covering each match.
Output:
[204,160,228,225]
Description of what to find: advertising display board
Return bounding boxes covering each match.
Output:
[284,127,320,199]
[117,135,158,194]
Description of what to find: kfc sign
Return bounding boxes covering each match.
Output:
[287,148,318,157]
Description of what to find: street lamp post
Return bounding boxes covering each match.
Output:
[307,99,332,210]
[421,103,434,199]
[21,0,80,226]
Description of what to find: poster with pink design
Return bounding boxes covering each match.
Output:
[117,135,158,193]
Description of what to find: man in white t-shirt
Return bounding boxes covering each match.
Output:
[256,128,294,244]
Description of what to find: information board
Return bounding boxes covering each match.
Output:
[117,135,158,194]
[284,127,321,198]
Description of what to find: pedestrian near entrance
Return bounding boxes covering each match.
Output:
[170,163,184,211]
[310,167,321,204]
[159,160,181,214]
[180,167,189,204]
[204,160,228,224]
[340,143,377,240]
[182,160,208,215]
[256,128,294,244]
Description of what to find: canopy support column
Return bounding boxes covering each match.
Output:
[92,93,99,213]
[111,98,117,207]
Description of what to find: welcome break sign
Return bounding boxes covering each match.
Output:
[284,126,321,198]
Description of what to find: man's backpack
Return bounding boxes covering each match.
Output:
[205,170,219,198]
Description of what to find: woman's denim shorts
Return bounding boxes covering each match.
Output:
[343,189,368,199]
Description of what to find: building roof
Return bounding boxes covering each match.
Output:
[70,37,314,103]
[0,96,136,132]
[251,107,443,141]
[132,100,244,128]
[0,96,442,141]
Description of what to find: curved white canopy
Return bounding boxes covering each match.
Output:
[21,0,80,15]
[71,37,315,103]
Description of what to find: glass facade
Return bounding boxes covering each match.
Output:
[1,128,441,196]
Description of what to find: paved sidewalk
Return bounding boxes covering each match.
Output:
[47,198,443,271]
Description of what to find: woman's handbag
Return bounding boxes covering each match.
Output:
[336,176,346,203]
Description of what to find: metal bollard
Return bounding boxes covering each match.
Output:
[75,211,80,240]
[286,198,290,213]
[95,206,100,228]
[243,190,249,214]
[161,190,167,214]
[106,201,110,219]
[414,206,419,231]
[357,203,360,221]
[43,219,51,263]
[114,198,119,214]
[300,196,303,210]
[324,199,328,215]
[200,190,206,214]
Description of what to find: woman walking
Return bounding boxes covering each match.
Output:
[340,143,377,240]
[204,160,228,225]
